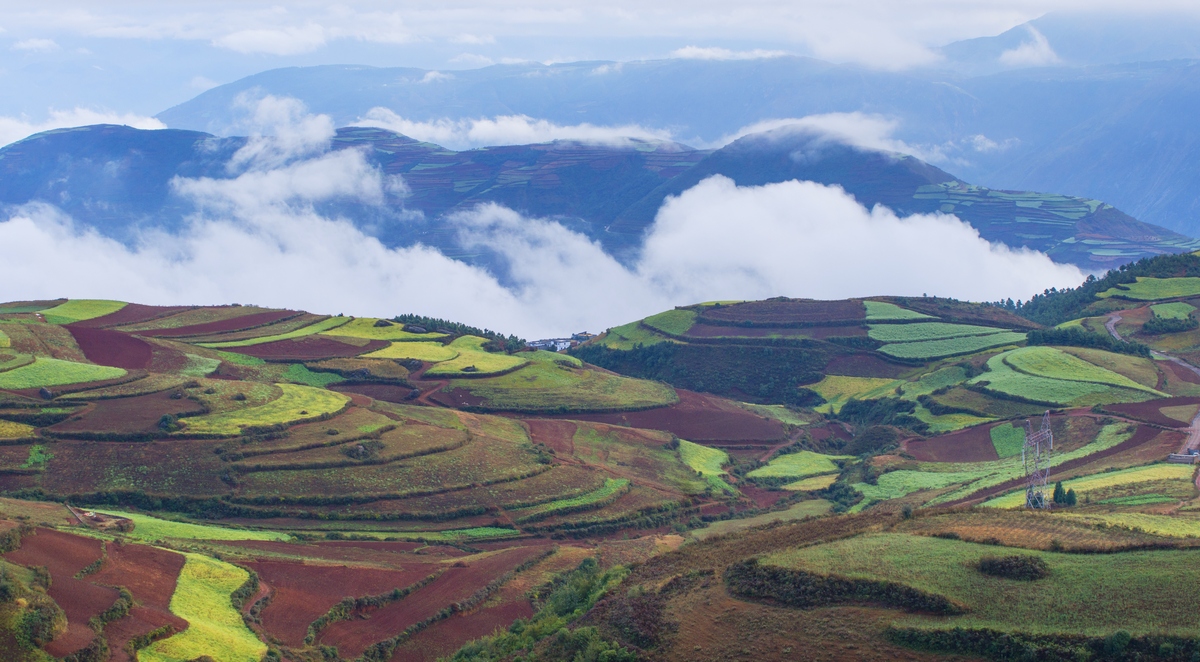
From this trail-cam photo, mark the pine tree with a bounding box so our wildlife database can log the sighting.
[1052,481,1066,504]
[1066,488,1077,506]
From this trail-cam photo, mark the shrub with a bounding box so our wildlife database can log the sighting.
[977,555,1050,581]
[845,426,899,456]
[1026,327,1150,356]
[1143,314,1198,335]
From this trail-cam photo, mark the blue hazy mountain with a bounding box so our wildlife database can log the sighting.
[0,124,1194,272]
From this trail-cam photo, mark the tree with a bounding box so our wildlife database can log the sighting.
[1065,488,1077,506]
[1052,481,1066,505]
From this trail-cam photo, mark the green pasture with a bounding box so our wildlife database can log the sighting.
[424,335,528,377]
[40,299,126,324]
[1152,302,1198,319]
[0,357,126,389]
[864,301,935,320]
[982,463,1196,508]
[321,317,447,341]
[748,451,850,480]
[968,350,1154,406]
[867,322,1007,343]
[0,352,34,373]
[763,532,1200,636]
[90,509,290,541]
[282,363,345,387]
[594,321,673,350]
[989,423,1026,459]
[198,316,349,348]
[180,383,349,436]
[141,553,267,662]
[679,440,736,493]
[1002,346,1164,395]
[365,340,459,362]
[641,309,697,335]
[879,332,1027,360]
[1099,277,1200,301]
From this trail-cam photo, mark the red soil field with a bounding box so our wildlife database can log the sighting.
[739,483,787,509]
[5,527,103,576]
[905,424,1000,463]
[49,391,206,435]
[428,387,487,409]
[684,324,865,339]
[698,299,865,325]
[65,326,154,369]
[104,606,186,662]
[332,383,417,404]
[89,542,187,661]
[526,419,578,455]
[1163,361,1200,386]
[226,337,389,361]
[9,373,147,400]
[388,600,534,662]
[823,352,912,378]
[1105,397,1200,428]
[534,390,787,443]
[135,309,297,338]
[249,561,441,647]
[318,545,547,658]
[71,304,194,329]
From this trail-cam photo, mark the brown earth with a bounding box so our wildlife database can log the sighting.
[226,337,389,361]
[905,424,1000,463]
[683,325,853,339]
[71,304,195,329]
[331,383,418,404]
[49,391,206,435]
[65,326,155,369]
[134,309,297,337]
[1163,360,1200,386]
[89,542,188,661]
[388,600,535,662]
[1104,397,1200,428]
[823,353,913,378]
[699,299,866,326]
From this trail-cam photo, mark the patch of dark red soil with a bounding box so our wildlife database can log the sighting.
[0,299,64,312]
[135,309,297,338]
[65,326,154,369]
[1104,397,1200,428]
[72,304,194,329]
[428,386,488,408]
[1163,361,1200,386]
[683,325,807,338]
[50,391,206,435]
[90,542,184,610]
[249,561,440,647]
[536,390,786,443]
[147,343,192,373]
[739,484,787,509]
[228,337,388,361]
[220,540,468,565]
[5,527,103,576]
[823,352,913,378]
[806,423,853,444]
[389,600,535,662]
[905,425,1000,463]
[11,373,148,400]
[525,419,578,455]
[318,546,547,658]
[332,383,418,404]
[103,605,186,662]
[698,299,865,326]
[948,424,1166,506]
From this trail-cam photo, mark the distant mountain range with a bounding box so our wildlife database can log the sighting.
[0,123,1195,270]
[155,56,1200,238]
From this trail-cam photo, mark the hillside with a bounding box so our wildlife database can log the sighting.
[1,124,1195,269]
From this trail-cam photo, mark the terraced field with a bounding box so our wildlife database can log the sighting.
[180,384,350,436]
[0,357,126,389]
[1099,277,1200,300]
[878,331,1027,360]
[968,348,1160,406]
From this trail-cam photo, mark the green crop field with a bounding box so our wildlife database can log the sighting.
[180,383,349,436]
[1058,347,1161,389]
[853,470,979,506]
[679,440,735,493]
[425,335,528,377]
[864,301,935,320]
[320,317,447,341]
[1059,512,1200,539]
[180,353,222,377]
[879,332,1027,360]
[0,328,8,348]
[448,351,677,412]
[989,423,1026,458]
[898,366,969,398]
[198,316,349,347]
[911,404,993,434]
[214,350,266,366]
[1152,302,1198,320]
[40,299,126,324]
[867,322,1007,343]
[968,351,1149,406]
[762,533,1200,636]
[982,463,1196,508]
[0,357,126,389]
[747,451,849,480]
[141,552,267,662]
[1003,346,1164,395]
[1099,277,1200,300]
[783,474,839,491]
[281,363,345,387]
[642,309,698,335]
[691,499,832,540]
[91,509,290,541]
[512,478,630,522]
[363,340,459,362]
[594,321,673,350]
[0,420,34,439]
[0,352,34,373]
[810,375,901,414]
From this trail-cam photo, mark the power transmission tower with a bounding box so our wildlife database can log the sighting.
[1023,412,1053,509]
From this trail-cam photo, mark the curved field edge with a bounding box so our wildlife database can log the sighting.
[179,383,350,436]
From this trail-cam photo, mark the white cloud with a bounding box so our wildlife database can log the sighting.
[451,33,495,44]
[11,38,59,52]
[0,108,166,148]
[225,94,336,170]
[353,108,674,150]
[213,24,327,55]
[190,76,220,91]
[449,52,495,66]
[999,26,1061,66]
[670,46,788,60]
[713,112,947,161]
[420,70,452,83]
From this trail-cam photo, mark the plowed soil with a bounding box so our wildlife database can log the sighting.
[104,605,186,662]
[905,424,1000,463]
[1105,397,1200,428]
[49,391,206,435]
[1163,360,1200,385]
[332,383,418,404]
[823,353,912,378]
[135,310,297,337]
[249,561,441,647]
[698,299,865,326]
[89,542,187,661]
[683,325,809,338]
[388,600,534,662]
[71,304,194,329]
[227,337,389,361]
[526,419,578,455]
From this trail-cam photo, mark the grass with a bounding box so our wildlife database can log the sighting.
[181,353,222,377]
[450,351,677,412]
[853,470,978,505]
[1099,277,1200,301]
[747,451,850,479]
[595,321,673,350]
[762,532,1200,636]
[810,375,900,414]
[180,383,349,436]
[968,351,1147,406]
[878,332,1027,360]
[867,322,1007,343]
[320,317,447,341]
[90,508,290,541]
[0,329,7,348]
[1057,512,1200,538]
[898,366,968,399]
[784,474,839,491]
[215,350,266,366]
[982,463,1196,508]
[363,341,458,362]
[197,316,350,348]
[864,301,934,320]
[512,478,630,522]
[679,440,736,494]
[989,423,1026,459]
[40,299,126,324]
[424,336,528,377]
[1152,302,1198,320]
[0,352,34,373]
[691,499,832,540]
[140,552,268,662]
[641,309,697,335]
[1002,346,1164,395]
[1058,346,1161,389]
[911,404,993,434]
[0,357,126,389]
[281,363,345,388]
[324,527,520,541]
[20,445,52,469]
[0,420,34,439]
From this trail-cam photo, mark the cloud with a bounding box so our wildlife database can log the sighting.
[0,108,166,148]
[999,26,1061,66]
[353,108,674,150]
[213,24,327,55]
[670,46,788,60]
[11,38,59,52]
[449,53,495,66]
[451,33,495,45]
[420,71,453,83]
[713,112,946,160]
[225,94,336,170]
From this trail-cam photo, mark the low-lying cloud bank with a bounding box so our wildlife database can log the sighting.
[0,108,165,148]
